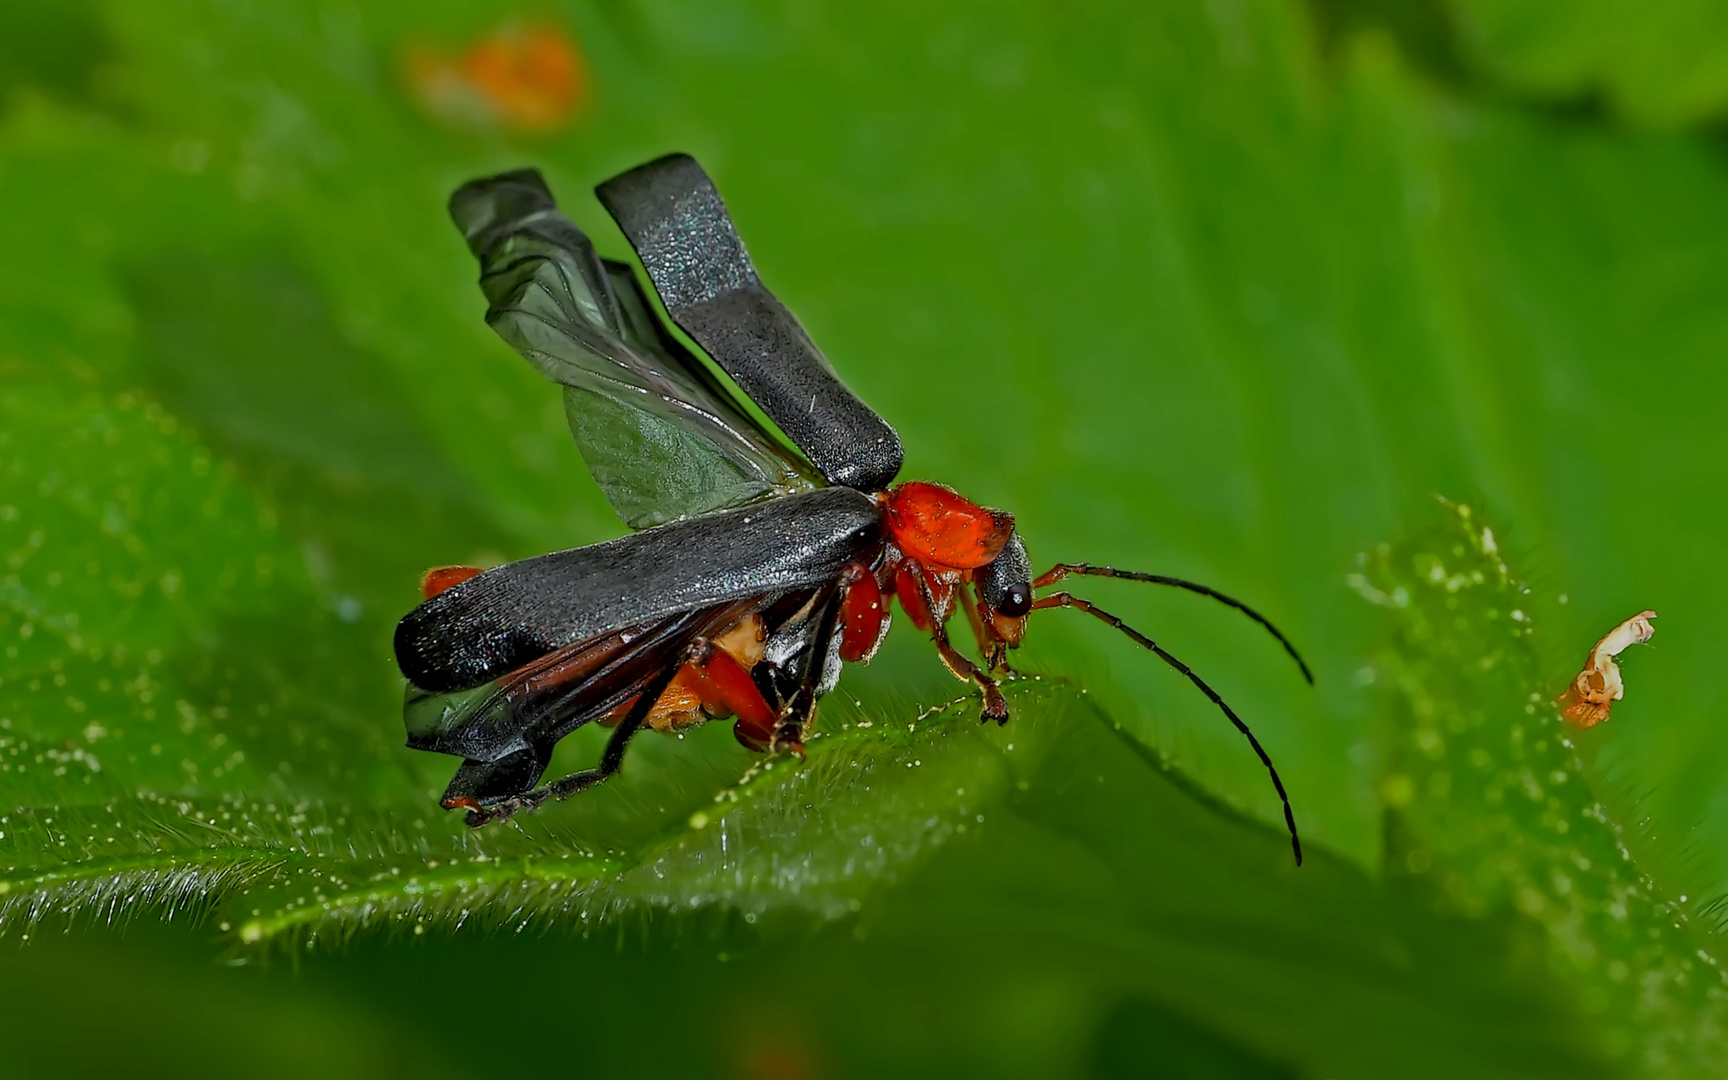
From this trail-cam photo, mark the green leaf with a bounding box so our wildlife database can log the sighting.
[1444,0,1728,126]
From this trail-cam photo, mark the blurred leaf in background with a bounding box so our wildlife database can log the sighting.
[2,0,1728,1076]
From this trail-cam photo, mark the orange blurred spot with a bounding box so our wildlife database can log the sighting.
[404,21,587,134]
[738,1039,822,1080]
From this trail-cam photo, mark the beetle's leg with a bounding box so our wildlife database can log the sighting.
[893,561,934,630]
[958,586,1012,675]
[957,583,987,647]
[679,638,780,751]
[461,653,683,827]
[913,570,1009,723]
[772,691,814,760]
[751,657,792,715]
[772,588,845,757]
[441,746,549,815]
[838,562,889,663]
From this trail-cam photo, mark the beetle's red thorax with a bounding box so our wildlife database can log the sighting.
[882,481,1013,571]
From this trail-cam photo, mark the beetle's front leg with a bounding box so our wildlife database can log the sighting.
[930,617,1010,723]
[912,569,1009,723]
[958,588,1012,676]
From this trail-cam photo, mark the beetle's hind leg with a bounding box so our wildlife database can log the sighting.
[460,711,643,828]
[461,655,682,828]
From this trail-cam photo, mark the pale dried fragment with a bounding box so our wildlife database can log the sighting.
[1559,610,1657,729]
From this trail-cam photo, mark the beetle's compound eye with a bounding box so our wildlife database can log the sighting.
[997,583,1032,618]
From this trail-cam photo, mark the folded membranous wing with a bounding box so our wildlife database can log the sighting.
[402,601,752,762]
[450,168,822,530]
[405,570,852,786]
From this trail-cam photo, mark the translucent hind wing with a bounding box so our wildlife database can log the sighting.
[451,169,819,529]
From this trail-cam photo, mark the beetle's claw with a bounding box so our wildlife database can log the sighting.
[770,715,808,758]
[445,793,499,828]
[978,685,1010,724]
[462,797,526,828]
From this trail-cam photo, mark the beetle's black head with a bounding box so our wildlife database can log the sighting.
[976,531,1032,648]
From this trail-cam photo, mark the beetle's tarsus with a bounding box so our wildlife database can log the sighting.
[463,801,519,828]
[460,762,617,828]
[771,714,808,758]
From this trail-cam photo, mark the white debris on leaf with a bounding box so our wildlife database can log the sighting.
[1559,610,1657,729]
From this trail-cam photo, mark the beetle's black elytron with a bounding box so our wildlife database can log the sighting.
[395,155,1312,863]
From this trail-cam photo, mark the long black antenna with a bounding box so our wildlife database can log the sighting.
[1031,591,1302,866]
[1033,563,1312,685]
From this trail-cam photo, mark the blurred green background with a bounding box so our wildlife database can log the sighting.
[3,0,1727,1076]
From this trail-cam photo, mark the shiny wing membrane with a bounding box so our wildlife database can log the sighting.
[450,169,821,530]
